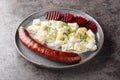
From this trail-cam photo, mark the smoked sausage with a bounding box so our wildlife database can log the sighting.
[18,27,81,64]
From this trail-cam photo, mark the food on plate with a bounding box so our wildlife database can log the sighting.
[18,27,81,64]
[27,19,97,54]
[18,11,97,64]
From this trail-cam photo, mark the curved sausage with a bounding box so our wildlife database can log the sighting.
[18,27,81,64]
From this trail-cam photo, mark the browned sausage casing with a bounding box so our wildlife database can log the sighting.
[18,27,81,64]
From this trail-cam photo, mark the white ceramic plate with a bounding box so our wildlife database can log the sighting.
[14,8,104,69]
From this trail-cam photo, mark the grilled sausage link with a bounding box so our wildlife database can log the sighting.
[18,27,81,64]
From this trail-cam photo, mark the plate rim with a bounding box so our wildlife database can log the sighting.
[14,7,104,69]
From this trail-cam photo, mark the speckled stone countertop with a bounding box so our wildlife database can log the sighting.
[0,0,120,80]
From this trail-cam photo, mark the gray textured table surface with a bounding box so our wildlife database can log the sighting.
[0,0,120,80]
